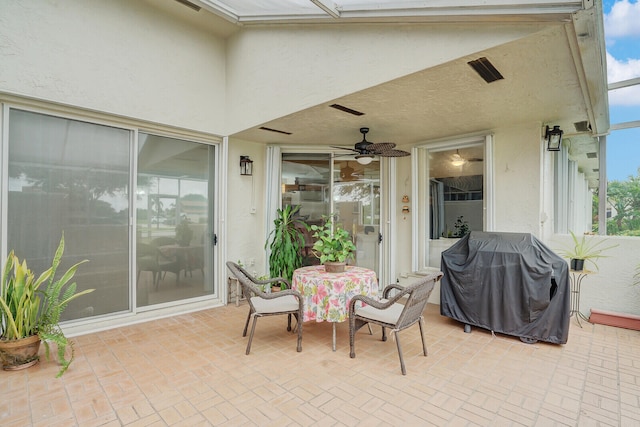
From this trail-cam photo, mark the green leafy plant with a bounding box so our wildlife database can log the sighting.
[175,218,194,246]
[0,234,93,377]
[265,205,308,283]
[453,216,470,238]
[557,230,618,271]
[310,215,357,264]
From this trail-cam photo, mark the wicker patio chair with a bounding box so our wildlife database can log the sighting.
[226,261,303,354]
[348,271,443,375]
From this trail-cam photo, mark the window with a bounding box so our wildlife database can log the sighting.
[428,145,484,239]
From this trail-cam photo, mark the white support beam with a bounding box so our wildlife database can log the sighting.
[609,77,640,91]
[310,0,340,18]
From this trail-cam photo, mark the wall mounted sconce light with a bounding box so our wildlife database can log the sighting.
[545,125,563,151]
[240,155,253,176]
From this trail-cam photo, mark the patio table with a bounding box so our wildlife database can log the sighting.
[292,265,378,351]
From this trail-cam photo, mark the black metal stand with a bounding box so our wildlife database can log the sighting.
[569,269,595,327]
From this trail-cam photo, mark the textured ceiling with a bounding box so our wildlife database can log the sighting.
[230,25,600,186]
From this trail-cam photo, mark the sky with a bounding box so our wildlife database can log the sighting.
[602,0,640,182]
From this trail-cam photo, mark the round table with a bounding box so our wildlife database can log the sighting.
[292,265,378,350]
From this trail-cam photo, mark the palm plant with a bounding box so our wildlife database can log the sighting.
[265,205,308,284]
[557,230,618,271]
[0,234,93,376]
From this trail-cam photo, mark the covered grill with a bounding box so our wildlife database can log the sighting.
[440,232,570,344]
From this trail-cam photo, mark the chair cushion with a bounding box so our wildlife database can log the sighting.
[355,299,404,325]
[251,295,299,314]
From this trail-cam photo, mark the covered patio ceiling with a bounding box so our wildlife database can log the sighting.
[157,0,608,188]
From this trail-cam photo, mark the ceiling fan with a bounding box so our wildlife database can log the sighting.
[332,127,410,164]
[339,162,359,182]
[450,149,483,166]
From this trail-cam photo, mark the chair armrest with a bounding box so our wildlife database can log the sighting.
[348,289,409,316]
[254,276,291,289]
[382,283,406,299]
[253,287,302,301]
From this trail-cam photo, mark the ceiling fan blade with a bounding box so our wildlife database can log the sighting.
[368,142,396,153]
[330,145,360,153]
[378,149,410,157]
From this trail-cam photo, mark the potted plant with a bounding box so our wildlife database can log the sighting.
[310,215,357,273]
[265,204,308,284]
[0,234,93,377]
[175,218,194,247]
[453,216,470,237]
[557,230,617,272]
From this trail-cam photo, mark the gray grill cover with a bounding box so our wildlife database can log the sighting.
[440,232,570,344]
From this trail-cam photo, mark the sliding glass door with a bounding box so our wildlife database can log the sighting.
[280,153,380,273]
[4,107,219,321]
[136,133,215,307]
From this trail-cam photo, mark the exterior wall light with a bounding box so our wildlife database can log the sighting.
[545,125,563,151]
[240,155,253,176]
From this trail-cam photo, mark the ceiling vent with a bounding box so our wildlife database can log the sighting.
[329,104,364,116]
[174,0,201,11]
[468,57,504,83]
[574,121,592,132]
[259,126,292,135]
[586,152,597,159]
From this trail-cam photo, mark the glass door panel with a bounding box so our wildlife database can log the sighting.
[137,133,214,307]
[333,159,380,272]
[7,109,130,320]
[281,153,331,266]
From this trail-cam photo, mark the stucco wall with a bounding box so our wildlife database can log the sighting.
[0,0,226,134]
[549,234,640,317]
[226,139,267,277]
[493,124,543,234]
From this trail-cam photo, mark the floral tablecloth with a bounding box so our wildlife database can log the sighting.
[292,265,378,323]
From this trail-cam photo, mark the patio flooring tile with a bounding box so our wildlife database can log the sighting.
[1,302,639,426]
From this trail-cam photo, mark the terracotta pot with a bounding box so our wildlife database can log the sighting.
[324,262,346,273]
[0,335,41,371]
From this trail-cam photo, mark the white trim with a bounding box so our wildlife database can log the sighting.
[1,103,8,263]
[411,148,419,272]
[598,135,607,235]
[218,137,229,304]
[383,158,396,288]
[484,134,495,231]
[130,129,139,311]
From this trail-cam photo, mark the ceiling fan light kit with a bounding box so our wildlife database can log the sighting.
[355,155,373,165]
